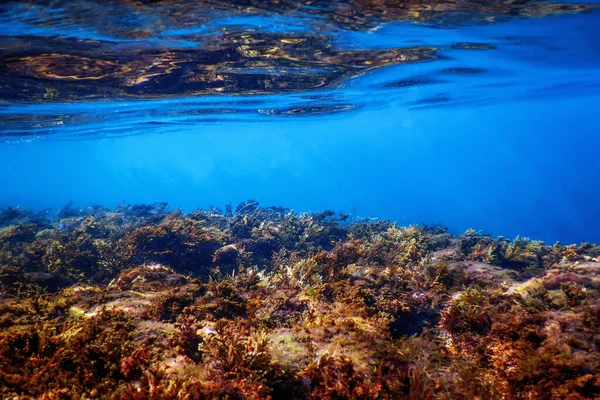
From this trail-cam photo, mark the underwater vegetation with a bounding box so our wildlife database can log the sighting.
[0,201,599,399]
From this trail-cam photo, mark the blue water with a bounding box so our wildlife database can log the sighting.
[1,0,599,244]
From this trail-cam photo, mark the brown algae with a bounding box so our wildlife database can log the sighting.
[0,202,599,399]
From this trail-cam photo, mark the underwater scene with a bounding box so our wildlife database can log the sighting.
[1,0,600,398]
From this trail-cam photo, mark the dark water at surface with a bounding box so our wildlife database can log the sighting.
[0,0,600,243]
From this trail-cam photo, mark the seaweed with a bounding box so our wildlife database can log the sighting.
[0,201,598,398]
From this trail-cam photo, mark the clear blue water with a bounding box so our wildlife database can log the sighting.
[1,0,599,244]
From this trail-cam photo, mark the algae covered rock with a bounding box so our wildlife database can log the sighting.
[0,201,599,399]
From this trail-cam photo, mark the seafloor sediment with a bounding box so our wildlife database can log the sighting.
[0,201,598,399]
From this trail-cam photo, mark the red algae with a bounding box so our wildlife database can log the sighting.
[0,202,598,399]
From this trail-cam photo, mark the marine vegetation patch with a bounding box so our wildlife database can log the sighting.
[0,201,599,399]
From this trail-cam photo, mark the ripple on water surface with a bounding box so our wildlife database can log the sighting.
[0,0,599,139]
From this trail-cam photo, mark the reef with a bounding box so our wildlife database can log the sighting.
[0,201,599,399]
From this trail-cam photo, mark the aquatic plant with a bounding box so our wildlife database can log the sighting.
[0,201,599,398]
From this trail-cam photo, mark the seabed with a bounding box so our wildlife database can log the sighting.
[0,201,598,399]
